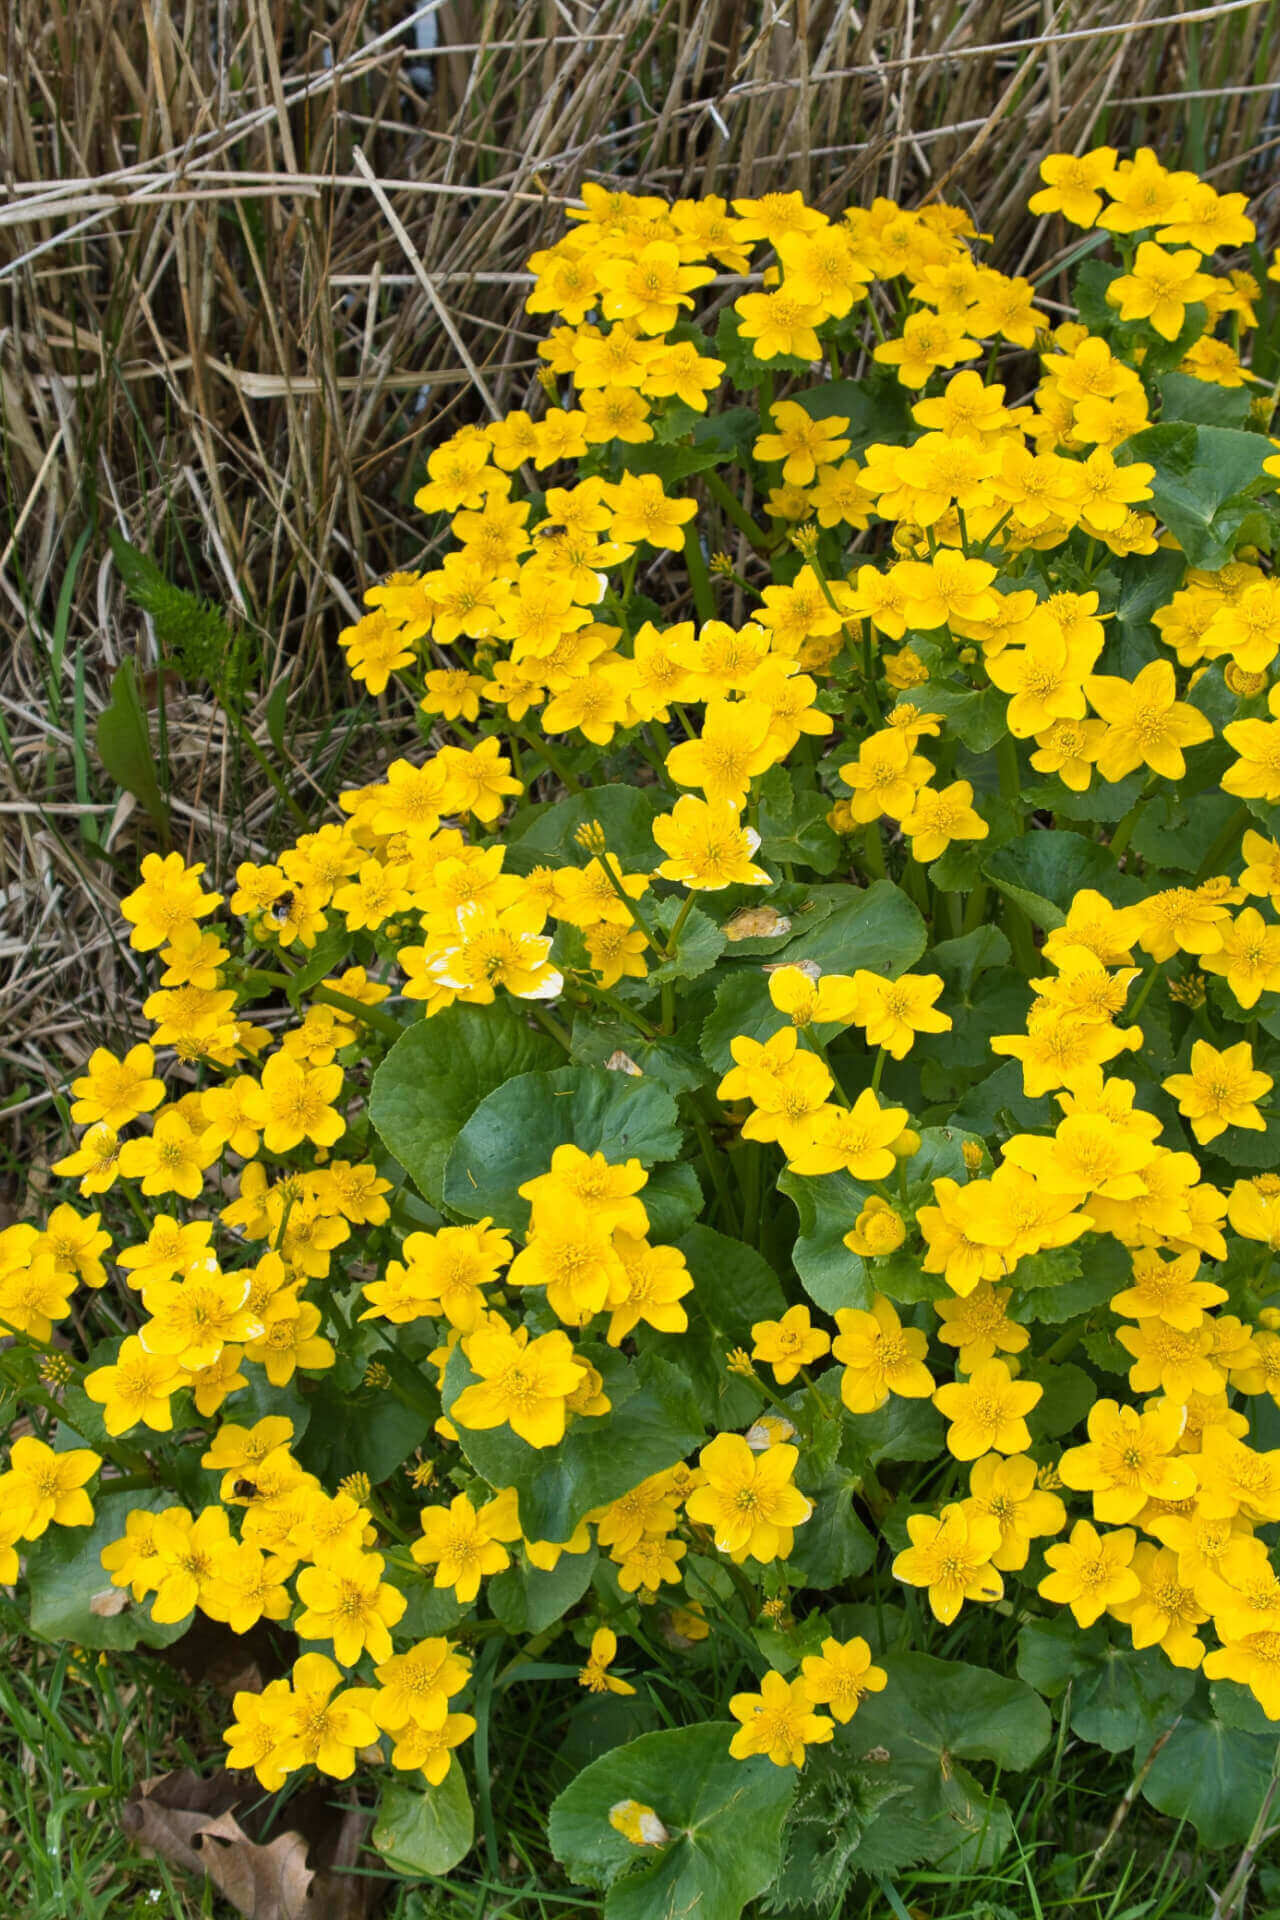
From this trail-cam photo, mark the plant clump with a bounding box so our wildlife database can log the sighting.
[10,148,1280,1913]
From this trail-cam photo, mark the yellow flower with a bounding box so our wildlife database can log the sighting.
[508,1218,625,1327]
[1163,1038,1272,1143]
[119,852,222,951]
[900,780,989,864]
[832,1296,934,1414]
[784,1089,910,1180]
[849,970,951,1058]
[1039,1520,1139,1627]
[1109,1542,1207,1669]
[1058,1400,1196,1522]
[295,1546,407,1666]
[1027,147,1118,226]
[1107,242,1216,340]
[451,1322,587,1449]
[933,1284,1029,1372]
[250,1054,345,1155]
[892,1503,1004,1622]
[578,1627,636,1696]
[1110,1247,1226,1328]
[374,1637,471,1732]
[844,1196,907,1258]
[2,1436,100,1540]
[754,401,851,485]
[664,699,781,808]
[933,1358,1042,1459]
[84,1337,184,1436]
[605,1236,692,1344]
[411,1493,511,1602]
[139,1253,260,1362]
[651,795,770,890]
[963,1453,1065,1570]
[389,1712,478,1784]
[597,242,713,333]
[798,1636,887,1723]
[733,288,824,362]
[70,1044,164,1131]
[750,1304,831,1384]
[270,1652,382,1781]
[1084,659,1213,781]
[684,1433,811,1563]
[728,1670,834,1765]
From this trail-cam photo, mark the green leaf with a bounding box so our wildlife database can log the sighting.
[443,1067,682,1228]
[779,880,927,976]
[95,660,170,839]
[1142,1707,1278,1847]
[700,970,789,1075]
[930,925,1011,997]
[779,1169,871,1313]
[25,1488,192,1651]
[548,1721,796,1920]
[646,901,726,986]
[786,1470,875,1588]
[487,1547,598,1634]
[370,1002,560,1209]
[1130,790,1243,876]
[1016,1618,1193,1752]
[983,830,1125,930]
[1024,1360,1094,1441]
[1073,259,1122,331]
[1011,1238,1126,1325]
[643,1164,704,1240]
[373,1765,474,1876]
[631,408,757,483]
[841,1652,1050,1870]
[298,1382,431,1487]
[764,1744,929,1907]
[1158,371,1253,429]
[758,783,842,874]
[1119,423,1272,568]
[786,376,913,453]
[913,683,1008,752]
[109,529,246,702]
[444,1347,704,1540]
[677,1224,785,1344]
[507,785,665,871]
[842,1391,945,1468]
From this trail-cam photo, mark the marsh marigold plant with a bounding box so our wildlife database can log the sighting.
[13,149,1280,1910]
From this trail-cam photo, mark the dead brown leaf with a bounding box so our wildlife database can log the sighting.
[122,1770,378,1919]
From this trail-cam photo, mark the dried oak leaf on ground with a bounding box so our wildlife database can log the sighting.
[122,1768,376,1919]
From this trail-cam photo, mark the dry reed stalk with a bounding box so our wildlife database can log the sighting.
[2,0,1279,1182]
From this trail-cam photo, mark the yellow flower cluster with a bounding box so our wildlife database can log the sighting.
[11,148,1280,1854]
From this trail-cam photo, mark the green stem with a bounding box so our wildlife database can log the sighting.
[231,709,311,829]
[664,892,696,958]
[683,521,715,622]
[1193,803,1250,884]
[703,469,773,552]
[862,822,886,878]
[688,1096,740,1234]
[870,1048,886,1094]
[1126,960,1164,1028]
[528,1004,573,1051]
[961,880,990,935]
[516,723,585,795]
[249,969,403,1042]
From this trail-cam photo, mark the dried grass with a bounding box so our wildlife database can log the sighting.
[3,0,1280,1180]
